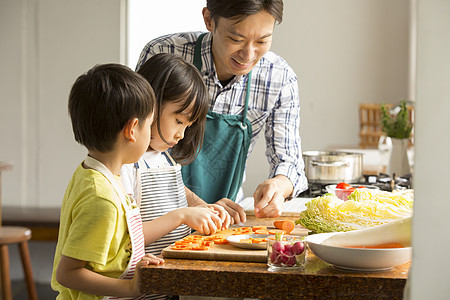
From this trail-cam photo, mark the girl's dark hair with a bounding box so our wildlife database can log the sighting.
[137,53,208,165]
[206,0,283,25]
[68,63,155,152]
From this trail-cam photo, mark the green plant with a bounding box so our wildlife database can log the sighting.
[380,100,412,139]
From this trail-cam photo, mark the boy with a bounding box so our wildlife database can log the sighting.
[51,63,163,299]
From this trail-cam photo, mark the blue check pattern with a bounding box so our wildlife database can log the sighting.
[136,32,308,197]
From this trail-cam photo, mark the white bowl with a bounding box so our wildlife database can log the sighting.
[325,184,380,201]
[304,232,412,271]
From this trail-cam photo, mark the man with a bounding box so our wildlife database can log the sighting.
[136,0,307,223]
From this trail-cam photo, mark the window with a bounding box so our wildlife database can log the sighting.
[127,0,206,69]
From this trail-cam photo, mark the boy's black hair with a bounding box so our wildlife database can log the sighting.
[68,63,155,152]
[137,53,208,165]
[206,0,283,25]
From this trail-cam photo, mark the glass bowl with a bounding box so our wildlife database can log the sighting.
[325,184,379,201]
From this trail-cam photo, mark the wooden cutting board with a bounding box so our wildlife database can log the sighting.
[161,227,268,263]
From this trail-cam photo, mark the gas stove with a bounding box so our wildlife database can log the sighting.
[298,173,413,198]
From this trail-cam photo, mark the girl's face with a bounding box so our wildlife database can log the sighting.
[149,101,194,152]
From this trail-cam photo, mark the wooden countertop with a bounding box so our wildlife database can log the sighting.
[140,215,409,299]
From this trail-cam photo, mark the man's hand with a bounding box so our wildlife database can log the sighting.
[253,175,293,218]
[215,198,246,225]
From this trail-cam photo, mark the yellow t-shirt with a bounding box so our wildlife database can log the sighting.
[51,163,136,299]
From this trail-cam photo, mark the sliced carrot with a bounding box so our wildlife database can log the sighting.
[191,245,210,250]
[189,235,204,239]
[254,229,270,234]
[273,220,295,234]
[240,239,253,243]
[251,226,267,232]
[213,238,229,245]
[202,241,214,247]
[174,240,191,245]
[250,237,267,244]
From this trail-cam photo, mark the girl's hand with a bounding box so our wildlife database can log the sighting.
[206,204,231,230]
[130,254,164,296]
[181,207,223,235]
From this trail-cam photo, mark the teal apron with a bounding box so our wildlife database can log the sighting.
[181,33,253,204]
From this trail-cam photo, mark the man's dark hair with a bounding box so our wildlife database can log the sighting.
[68,63,155,152]
[206,0,283,24]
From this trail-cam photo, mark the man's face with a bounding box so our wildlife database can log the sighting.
[203,9,275,82]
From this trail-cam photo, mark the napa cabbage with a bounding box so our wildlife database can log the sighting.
[295,189,413,233]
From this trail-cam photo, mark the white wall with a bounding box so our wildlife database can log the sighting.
[0,0,124,208]
[4,1,450,297]
[0,0,410,207]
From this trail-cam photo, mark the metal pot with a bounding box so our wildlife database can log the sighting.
[303,151,363,184]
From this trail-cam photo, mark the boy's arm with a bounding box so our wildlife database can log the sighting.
[55,254,162,297]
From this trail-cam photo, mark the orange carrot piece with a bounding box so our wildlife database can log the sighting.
[191,245,210,250]
[254,229,270,234]
[251,226,267,232]
[213,238,229,245]
[273,220,295,234]
[240,239,253,243]
[202,241,214,247]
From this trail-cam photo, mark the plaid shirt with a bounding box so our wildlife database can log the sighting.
[136,32,307,197]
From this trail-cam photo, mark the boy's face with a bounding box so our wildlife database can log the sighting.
[203,9,275,82]
[149,101,193,152]
[133,113,154,161]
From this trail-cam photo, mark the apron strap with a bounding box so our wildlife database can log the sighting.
[162,151,176,166]
[193,33,206,71]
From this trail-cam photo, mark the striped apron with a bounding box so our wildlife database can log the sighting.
[136,151,191,256]
[83,156,145,300]
[136,152,190,300]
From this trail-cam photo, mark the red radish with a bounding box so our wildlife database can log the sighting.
[283,243,293,254]
[271,241,285,253]
[270,251,279,264]
[291,241,305,255]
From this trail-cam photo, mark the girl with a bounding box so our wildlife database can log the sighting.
[121,53,231,259]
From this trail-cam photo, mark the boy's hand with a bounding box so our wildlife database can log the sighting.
[131,254,164,296]
[182,207,223,235]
